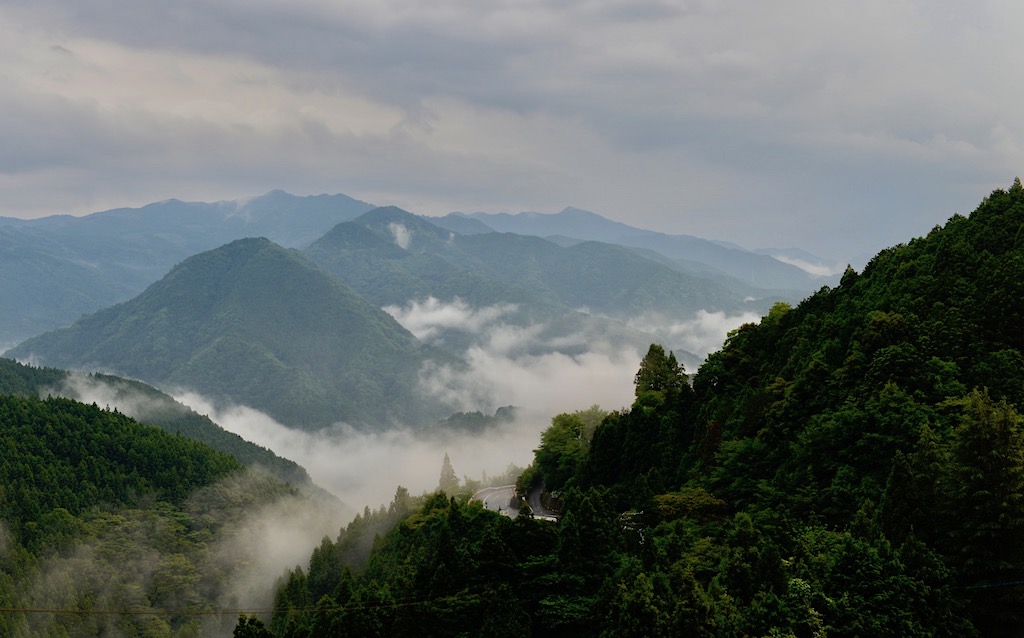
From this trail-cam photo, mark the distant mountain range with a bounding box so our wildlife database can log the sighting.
[0,191,373,346]
[2,191,836,430]
[435,206,838,290]
[0,191,834,349]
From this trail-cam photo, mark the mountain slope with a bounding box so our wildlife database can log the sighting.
[271,181,1024,637]
[0,191,374,345]
[443,206,833,291]
[6,238,448,429]
[306,206,783,365]
[0,390,336,637]
[0,357,317,490]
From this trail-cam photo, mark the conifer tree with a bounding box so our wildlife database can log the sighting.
[438,453,459,493]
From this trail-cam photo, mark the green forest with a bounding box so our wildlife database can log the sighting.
[0,394,298,637]
[3,181,1024,636]
[0,371,328,637]
[266,181,1024,637]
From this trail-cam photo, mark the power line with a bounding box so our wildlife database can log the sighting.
[0,586,493,617]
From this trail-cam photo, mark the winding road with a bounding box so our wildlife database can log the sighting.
[473,485,518,518]
[471,484,561,522]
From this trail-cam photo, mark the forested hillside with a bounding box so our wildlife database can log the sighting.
[267,181,1024,636]
[6,238,451,429]
[0,357,314,489]
[0,191,374,346]
[0,393,312,637]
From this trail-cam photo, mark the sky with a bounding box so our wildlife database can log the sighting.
[2,0,1022,264]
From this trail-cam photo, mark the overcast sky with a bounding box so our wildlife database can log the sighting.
[2,0,1021,263]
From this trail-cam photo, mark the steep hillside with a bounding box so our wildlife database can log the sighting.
[270,181,1024,636]
[0,191,373,345]
[6,238,449,429]
[0,392,334,637]
[0,357,315,489]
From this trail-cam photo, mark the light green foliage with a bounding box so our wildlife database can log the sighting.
[531,405,609,492]
[634,343,686,398]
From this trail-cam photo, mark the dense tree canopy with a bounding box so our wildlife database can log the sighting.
[267,180,1024,636]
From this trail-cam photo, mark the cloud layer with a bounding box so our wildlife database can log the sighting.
[2,1,1021,261]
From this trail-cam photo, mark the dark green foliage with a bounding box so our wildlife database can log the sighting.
[0,390,307,636]
[0,357,314,489]
[235,613,274,637]
[0,394,241,543]
[271,181,1024,636]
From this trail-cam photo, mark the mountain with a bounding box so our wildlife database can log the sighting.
[0,191,374,346]
[5,238,449,429]
[269,181,1024,636]
[440,206,834,291]
[306,206,786,366]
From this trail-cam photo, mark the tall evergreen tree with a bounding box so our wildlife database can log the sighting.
[439,452,459,493]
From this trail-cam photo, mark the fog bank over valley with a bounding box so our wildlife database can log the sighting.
[52,297,758,515]
[169,301,754,513]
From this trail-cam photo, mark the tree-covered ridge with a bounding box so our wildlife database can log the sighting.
[6,237,451,428]
[0,393,306,637]
[0,394,242,544]
[267,181,1024,636]
[0,357,314,489]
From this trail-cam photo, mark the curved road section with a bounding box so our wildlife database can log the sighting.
[473,485,518,518]
[471,485,561,522]
[526,486,560,522]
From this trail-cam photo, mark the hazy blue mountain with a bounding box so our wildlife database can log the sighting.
[440,206,831,291]
[6,238,450,429]
[305,207,790,368]
[305,208,664,361]
[322,206,779,316]
[0,191,374,345]
[428,213,496,235]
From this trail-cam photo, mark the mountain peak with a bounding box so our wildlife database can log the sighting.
[7,237,449,429]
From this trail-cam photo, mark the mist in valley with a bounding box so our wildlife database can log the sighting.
[52,298,759,519]
[32,297,760,634]
[174,299,759,513]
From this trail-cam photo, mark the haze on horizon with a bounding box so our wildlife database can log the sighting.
[1,1,1021,266]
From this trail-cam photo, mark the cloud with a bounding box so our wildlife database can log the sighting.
[382,296,519,342]
[629,309,764,361]
[173,392,553,515]
[768,254,845,277]
[387,222,412,249]
[14,468,347,635]
[1,1,1022,260]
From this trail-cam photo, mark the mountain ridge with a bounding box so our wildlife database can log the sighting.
[6,237,451,429]
[439,205,834,290]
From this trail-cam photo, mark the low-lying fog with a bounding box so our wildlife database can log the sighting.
[174,300,761,512]
[42,300,760,618]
